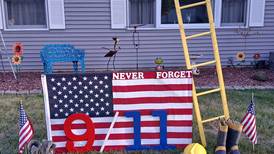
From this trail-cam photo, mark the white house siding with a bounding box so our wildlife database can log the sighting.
[0,0,273,72]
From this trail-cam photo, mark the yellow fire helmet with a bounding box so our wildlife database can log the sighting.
[183,143,207,154]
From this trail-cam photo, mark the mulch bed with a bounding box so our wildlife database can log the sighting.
[0,67,273,91]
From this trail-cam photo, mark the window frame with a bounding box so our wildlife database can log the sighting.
[219,0,250,28]
[1,0,49,31]
[126,0,250,30]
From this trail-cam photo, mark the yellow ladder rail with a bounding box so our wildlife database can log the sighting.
[174,0,230,147]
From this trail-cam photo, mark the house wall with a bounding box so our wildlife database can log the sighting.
[1,0,274,72]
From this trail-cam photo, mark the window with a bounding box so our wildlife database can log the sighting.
[161,0,208,24]
[3,0,47,29]
[221,0,247,26]
[129,0,156,26]
[111,0,265,29]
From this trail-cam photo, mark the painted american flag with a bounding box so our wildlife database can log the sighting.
[241,99,257,144]
[41,71,193,153]
[18,103,34,154]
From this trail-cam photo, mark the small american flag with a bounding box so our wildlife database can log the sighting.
[241,99,257,144]
[42,71,193,153]
[18,103,34,154]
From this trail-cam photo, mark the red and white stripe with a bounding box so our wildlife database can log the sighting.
[241,113,257,144]
[19,120,34,154]
[50,71,193,153]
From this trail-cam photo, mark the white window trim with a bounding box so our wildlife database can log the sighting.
[1,0,49,31]
[127,0,251,30]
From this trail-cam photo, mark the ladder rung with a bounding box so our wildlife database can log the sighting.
[197,88,220,97]
[191,60,216,68]
[180,1,206,10]
[186,31,211,40]
[202,116,225,123]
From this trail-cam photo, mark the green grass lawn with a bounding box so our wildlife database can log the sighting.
[0,90,274,154]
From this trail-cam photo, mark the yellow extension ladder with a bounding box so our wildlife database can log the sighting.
[174,0,230,147]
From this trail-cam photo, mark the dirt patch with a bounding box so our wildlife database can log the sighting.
[0,67,273,91]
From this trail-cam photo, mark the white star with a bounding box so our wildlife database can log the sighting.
[96,112,99,115]
[104,85,109,89]
[67,81,72,85]
[54,113,58,117]
[86,112,89,115]
[105,94,109,97]
[73,77,77,81]
[58,91,62,95]
[95,94,99,98]
[80,99,84,103]
[90,99,94,102]
[57,82,61,86]
[64,104,68,108]
[63,86,67,90]
[62,77,66,81]
[69,90,73,94]
[100,89,104,93]
[94,76,98,80]
[54,104,58,108]
[89,81,93,85]
[101,107,105,111]
[90,107,94,111]
[83,77,87,80]
[59,108,64,112]
[104,76,108,80]
[94,85,98,89]
[74,95,78,99]
[70,108,74,112]
[95,103,99,106]
[52,87,56,91]
[79,90,83,94]
[84,86,88,89]
[64,95,68,99]
[85,95,88,98]
[65,113,69,116]
[80,108,84,111]
[100,98,104,102]
[51,78,55,82]
[69,99,73,103]
[59,99,63,103]
[106,111,110,115]
[53,96,57,99]
[89,90,93,94]
[73,86,77,90]
[85,103,89,107]
[99,80,103,84]
[78,81,82,85]
[106,102,109,106]
[75,103,79,107]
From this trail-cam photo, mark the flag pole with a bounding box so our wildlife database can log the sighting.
[100,112,120,152]
[252,92,255,151]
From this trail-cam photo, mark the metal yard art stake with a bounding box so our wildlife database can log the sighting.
[174,0,230,147]
[0,30,17,80]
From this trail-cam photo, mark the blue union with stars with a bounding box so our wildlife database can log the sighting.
[46,73,113,119]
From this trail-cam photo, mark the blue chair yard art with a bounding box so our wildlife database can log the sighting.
[40,44,85,74]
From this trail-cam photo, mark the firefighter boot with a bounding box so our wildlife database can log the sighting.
[226,119,243,154]
[215,120,228,154]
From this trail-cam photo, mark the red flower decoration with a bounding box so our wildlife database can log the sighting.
[13,42,23,56]
[253,53,261,60]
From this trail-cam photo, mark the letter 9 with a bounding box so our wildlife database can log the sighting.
[64,113,95,152]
